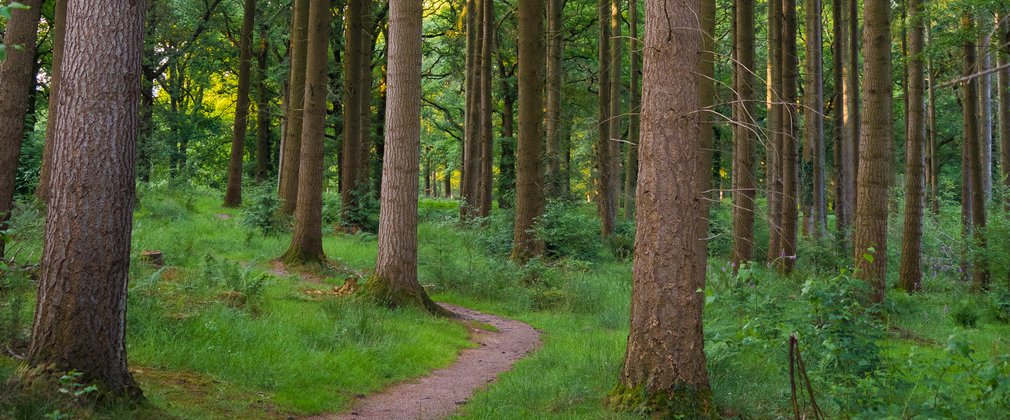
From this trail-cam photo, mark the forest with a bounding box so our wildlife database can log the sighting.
[1,0,1009,417]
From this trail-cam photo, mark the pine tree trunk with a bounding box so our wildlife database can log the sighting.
[545,0,564,200]
[842,0,860,233]
[477,0,494,217]
[766,0,782,263]
[999,14,1010,192]
[804,0,826,237]
[596,0,616,237]
[898,0,925,292]
[224,0,257,207]
[731,0,756,268]
[26,0,144,397]
[610,0,624,213]
[365,0,444,314]
[962,15,988,289]
[511,0,546,262]
[832,0,849,235]
[778,0,799,273]
[34,0,66,203]
[0,0,43,259]
[278,0,309,214]
[255,27,272,183]
[615,0,713,413]
[342,0,367,224]
[979,32,993,201]
[623,0,640,218]
[853,0,892,303]
[927,23,939,214]
[460,0,481,220]
[281,0,330,264]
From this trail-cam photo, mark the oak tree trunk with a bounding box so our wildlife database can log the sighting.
[26,0,145,397]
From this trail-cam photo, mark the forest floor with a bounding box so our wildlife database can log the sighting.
[3,185,1010,418]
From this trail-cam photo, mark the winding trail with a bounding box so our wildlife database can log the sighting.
[321,304,541,420]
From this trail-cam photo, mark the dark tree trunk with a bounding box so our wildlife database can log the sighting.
[766,0,782,263]
[804,0,826,237]
[777,0,799,274]
[623,0,640,218]
[853,0,892,303]
[545,0,564,200]
[255,26,272,183]
[832,0,850,235]
[26,0,145,397]
[497,43,517,209]
[477,0,495,217]
[35,0,66,203]
[341,0,370,225]
[614,0,713,413]
[511,0,546,262]
[1000,14,1010,194]
[364,0,444,315]
[460,0,482,220]
[0,0,43,258]
[224,0,257,207]
[278,0,309,214]
[281,0,330,264]
[898,0,925,292]
[731,0,756,267]
[962,16,988,290]
[609,0,624,212]
[596,0,616,237]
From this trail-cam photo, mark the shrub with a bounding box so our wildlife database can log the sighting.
[239,185,287,236]
[536,201,603,261]
[950,299,982,329]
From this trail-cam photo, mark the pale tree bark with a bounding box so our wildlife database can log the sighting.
[281,0,330,264]
[510,0,546,262]
[614,0,713,414]
[979,31,993,200]
[623,0,640,218]
[962,15,988,290]
[596,0,616,237]
[477,0,494,216]
[26,0,144,397]
[278,0,309,214]
[34,0,66,203]
[224,0,257,207]
[545,0,564,200]
[898,0,926,292]
[731,0,756,267]
[0,0,43,259]
[364,0,444,314]
[853,0,892,303]
[804,0,826,237]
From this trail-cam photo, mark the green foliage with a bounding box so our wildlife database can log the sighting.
[536,201,604,261]
[238,184,287,236]
[341,185,379,232]
[950,299,982,328]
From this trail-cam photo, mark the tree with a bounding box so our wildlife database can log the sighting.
[898,0,926,292]
[0,0,43,259]
[766,0,782,263]
[731,0,756,268]
[280,0,330,264]
[596,0,616,237]
[998,13,1009,191]
[778,0,799,273]
[34,0,66,204]
[853,0,892,303]
[278,0,309,214]
[26,0,145,397]
[545,0,564,200]
[363,0,444,315]
[622,0,641,217]
[460,0,482,220]
[962,14,987,290]
[342,0,371,225]
[804,0,826,237]
[477,0,494,216]
[510,0,546,263]
[223,0,257,207]
[612,0,713,414]
[254,25,272,183]
[832,0,850,234]
[609,0,624,215]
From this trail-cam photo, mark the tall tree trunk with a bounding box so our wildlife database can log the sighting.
[497,56,517,209]
[853,0,892,303]
[610,0,624,212]
[979,31,993,201]
[623,0,641,218]
[545,0,564,200]
[255,26,272,183]
[224,0,257,207]
[847,0,860,216]
[34,0,66,203]
[596,0,616,237]
[460,0,482,220]
[805,0,826,237]
[26,0,144,397]
[778,0,799,273]
[614,0,713,413]
[832,0,849,234]
[342,0,369,225]
[927,23,939,214]
[898,0,926,292]
[281,0,330,264]
[0,0,43,259]
[278,0,309,214]
[364,0,444,314]
[766,0,782,263]
[510,0,546,262]
[477,0,494,216]
[963,15,988,290]
[731,0,756,267]
[999,13,1010,193]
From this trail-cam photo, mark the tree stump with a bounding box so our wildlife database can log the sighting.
[140,251,164,268]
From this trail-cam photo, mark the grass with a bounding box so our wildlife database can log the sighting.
[4,187,1010,418]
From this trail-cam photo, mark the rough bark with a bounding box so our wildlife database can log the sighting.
[460,0,481,220]
[255,26,272,183]
[778,0,799,273]
[731,0,756,267]
[847,0,860,217]
[610,0,624,213]
[278,0,309,214]
[545,0,564,200]
[962,15,988,290]
[26,0,145,397]
[34,0,66,203]
[596,0,616,237]
[223,0,257,207]
[853,0,892,303]
[510,0,546,262]
[766,0,782,263]
[898,0,925,292]
[832,0,850,235]
[623,0,640,218]
[477,0,494,216]
[364,0,443,315]
[613,0,713,413]
[1000,14,1010,192]
[342,0,369,224]
[281,0,330,264]
[927,23,939,214]
[979,31,993,201]
[0,0,43,259]
[804,0,826,237]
